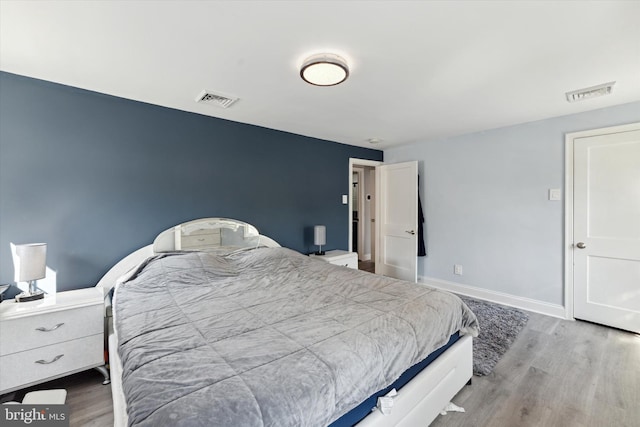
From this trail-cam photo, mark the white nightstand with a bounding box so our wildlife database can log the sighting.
[310,250,359,269]
[0,288,108,394]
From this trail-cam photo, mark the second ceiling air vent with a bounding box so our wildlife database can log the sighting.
[195,90,239,109]
[565,81,615,103]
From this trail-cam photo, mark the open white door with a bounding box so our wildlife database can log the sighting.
[375,161,418,282]
[573,126,640,334]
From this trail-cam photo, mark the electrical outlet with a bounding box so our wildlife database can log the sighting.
[454,264,463,275]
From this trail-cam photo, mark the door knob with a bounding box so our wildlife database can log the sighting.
[576,242,586,249]
[405,230,416,235]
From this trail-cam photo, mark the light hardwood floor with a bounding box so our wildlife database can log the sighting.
[2,312,638,427]
[0,369,114,426]
[431,313,640,427]
[358,260,375,273]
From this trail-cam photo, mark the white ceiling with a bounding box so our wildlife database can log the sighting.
[1,1,639,149]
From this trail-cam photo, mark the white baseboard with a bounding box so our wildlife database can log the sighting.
[418,276,567,319]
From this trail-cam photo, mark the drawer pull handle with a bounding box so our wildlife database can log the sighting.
[35,354,64,364]
[36,323,65,332]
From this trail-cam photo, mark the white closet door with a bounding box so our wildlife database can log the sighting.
[573,128,640,333]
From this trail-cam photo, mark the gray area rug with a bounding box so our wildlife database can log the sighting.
[459,296,529,376]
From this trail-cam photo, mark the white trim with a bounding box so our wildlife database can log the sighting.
[419,276,566,319]
[348,158,382,254]
[353,167,365,260]
[564,122,640,321]
[564,134,575,321]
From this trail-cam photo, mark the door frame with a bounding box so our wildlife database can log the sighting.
[564,121,640,321]
[352,166,366,260]
[349,158,382,258]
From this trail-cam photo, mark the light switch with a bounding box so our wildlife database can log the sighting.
[549,189,562,201]
[342,195,348,204]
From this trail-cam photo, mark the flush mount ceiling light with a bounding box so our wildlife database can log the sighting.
[300,53,349,86]
[565,81,615,103]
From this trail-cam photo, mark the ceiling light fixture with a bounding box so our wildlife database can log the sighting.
[300,53,349,86]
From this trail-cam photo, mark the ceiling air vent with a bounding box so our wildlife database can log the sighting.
[565,81,615,103]
[195,90,238,109]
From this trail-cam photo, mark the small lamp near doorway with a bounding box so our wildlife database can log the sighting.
[314,225,326,255]
[11,242,47,302]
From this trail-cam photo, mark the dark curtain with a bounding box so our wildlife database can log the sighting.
[418,193,426,256]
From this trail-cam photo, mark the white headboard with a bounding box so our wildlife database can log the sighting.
[96,218,279,294]
[153,217,279,252]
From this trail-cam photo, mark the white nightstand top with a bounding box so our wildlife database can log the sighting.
[310,250,355,260]
[0,287,104,320]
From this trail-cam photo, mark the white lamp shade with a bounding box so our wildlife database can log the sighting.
[11,243,47,282]
[314,226,326,246]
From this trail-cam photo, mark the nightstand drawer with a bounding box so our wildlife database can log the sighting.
[331,257,358,269]
[0,304,103,356]
[310,250,359,270]
[0,334,103,392]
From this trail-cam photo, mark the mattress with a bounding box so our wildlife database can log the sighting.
[113,247,478,426]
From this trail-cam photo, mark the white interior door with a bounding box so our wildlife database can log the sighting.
[375,161,418,282]
[573,127,640,334]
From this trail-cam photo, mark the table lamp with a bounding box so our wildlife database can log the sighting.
[314,225,326,255]
[11,243,47,302]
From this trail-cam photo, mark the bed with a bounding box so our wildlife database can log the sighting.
[97,218,478,427]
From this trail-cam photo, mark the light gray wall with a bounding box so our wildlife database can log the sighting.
[385,101,640,306]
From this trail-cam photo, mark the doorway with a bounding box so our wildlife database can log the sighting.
[349,159,381,269]
[565,122,640,333]
[349,158,419,281]
[351,166,375,263]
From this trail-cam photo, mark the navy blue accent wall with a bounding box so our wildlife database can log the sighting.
[0,72,382,294]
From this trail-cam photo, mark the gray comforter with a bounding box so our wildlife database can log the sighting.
[114,247,478,427]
